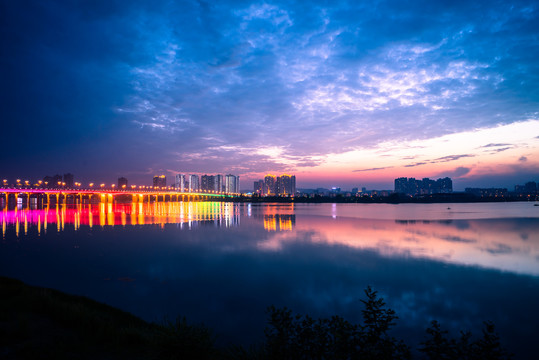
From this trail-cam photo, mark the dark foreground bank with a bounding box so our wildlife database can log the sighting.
[0,276,514,359]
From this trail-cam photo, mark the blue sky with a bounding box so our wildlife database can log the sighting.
[1,0,538,189]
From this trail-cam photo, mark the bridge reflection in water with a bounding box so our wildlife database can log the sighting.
[1,202,243,238]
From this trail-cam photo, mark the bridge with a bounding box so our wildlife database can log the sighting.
[0,187,239,207]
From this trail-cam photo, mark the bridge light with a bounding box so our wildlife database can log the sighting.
[89,183,94,187]
[100,184,105,188]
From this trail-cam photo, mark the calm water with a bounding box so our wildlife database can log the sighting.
[1,202,539,358]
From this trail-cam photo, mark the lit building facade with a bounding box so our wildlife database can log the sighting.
[276,174,296,196]
[153,175,166,188]
[174,174,187,191]
[256,174,296,196]
[189,174,199,192]
[225,174,240,194]
[264,174,276,195]
[254,180,266,195]
[216,175,224,192]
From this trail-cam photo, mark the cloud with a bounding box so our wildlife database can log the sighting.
[439,235,477,244]
[480,143,512,148]
[435,167,471,179]
[519,156,528,162]
[353,167,393,172]
[404,162,427,168]
[433,154,475,163]
[490,147,512,153]
[483,243,513,255]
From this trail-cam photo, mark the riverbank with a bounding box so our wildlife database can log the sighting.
[0,276,218,359]
[1,276,515,359]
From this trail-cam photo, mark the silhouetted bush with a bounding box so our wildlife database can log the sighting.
[264,286,411,359]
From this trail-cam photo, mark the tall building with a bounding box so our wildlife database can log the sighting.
[189,174,199,192]
[118,177,128,189]
[276,174,296,196]
[255,174,296,196]
[264,174,276,195]
[254,180,266,194]
[175,174,187,191]
[63,173,74,188]
[437,177,453,193]
[394,177,452,195]
[216,175,224,193]
[225,174,239,194]
[153,175,166,188]
[201,175,218,192]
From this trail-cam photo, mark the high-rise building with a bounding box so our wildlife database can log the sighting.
[276,174,296,196]
[63,173,74,188]
[394,177,452,195]
[175,174,187,191]
[225,174,239,194]
[437,177,453,193]
[216,175,224,193]
[264,174,276,195]
[153,175,166,188]
[118,177,128,189]
[254,180,266,194]
[201,175,218,192]
[189,174,199,192]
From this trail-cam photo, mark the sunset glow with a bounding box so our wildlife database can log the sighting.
[1,1,538,188]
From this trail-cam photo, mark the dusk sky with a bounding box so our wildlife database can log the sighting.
[1,0,538,190]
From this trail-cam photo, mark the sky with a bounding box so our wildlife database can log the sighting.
[1,0,538,190]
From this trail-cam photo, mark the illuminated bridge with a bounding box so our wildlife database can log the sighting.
[0,187,240,207]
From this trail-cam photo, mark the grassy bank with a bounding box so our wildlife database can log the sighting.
[0,276,218,359]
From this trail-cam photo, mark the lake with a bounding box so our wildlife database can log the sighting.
[1,202,539,358]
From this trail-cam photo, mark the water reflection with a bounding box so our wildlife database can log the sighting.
[3,202,538,277]
[0,202,243,237]
[257,215,539,277]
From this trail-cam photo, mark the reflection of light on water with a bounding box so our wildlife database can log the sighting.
[0,202,242,237]
[263,214,295,231]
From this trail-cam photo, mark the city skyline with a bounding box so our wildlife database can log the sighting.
[1,1,538,189]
